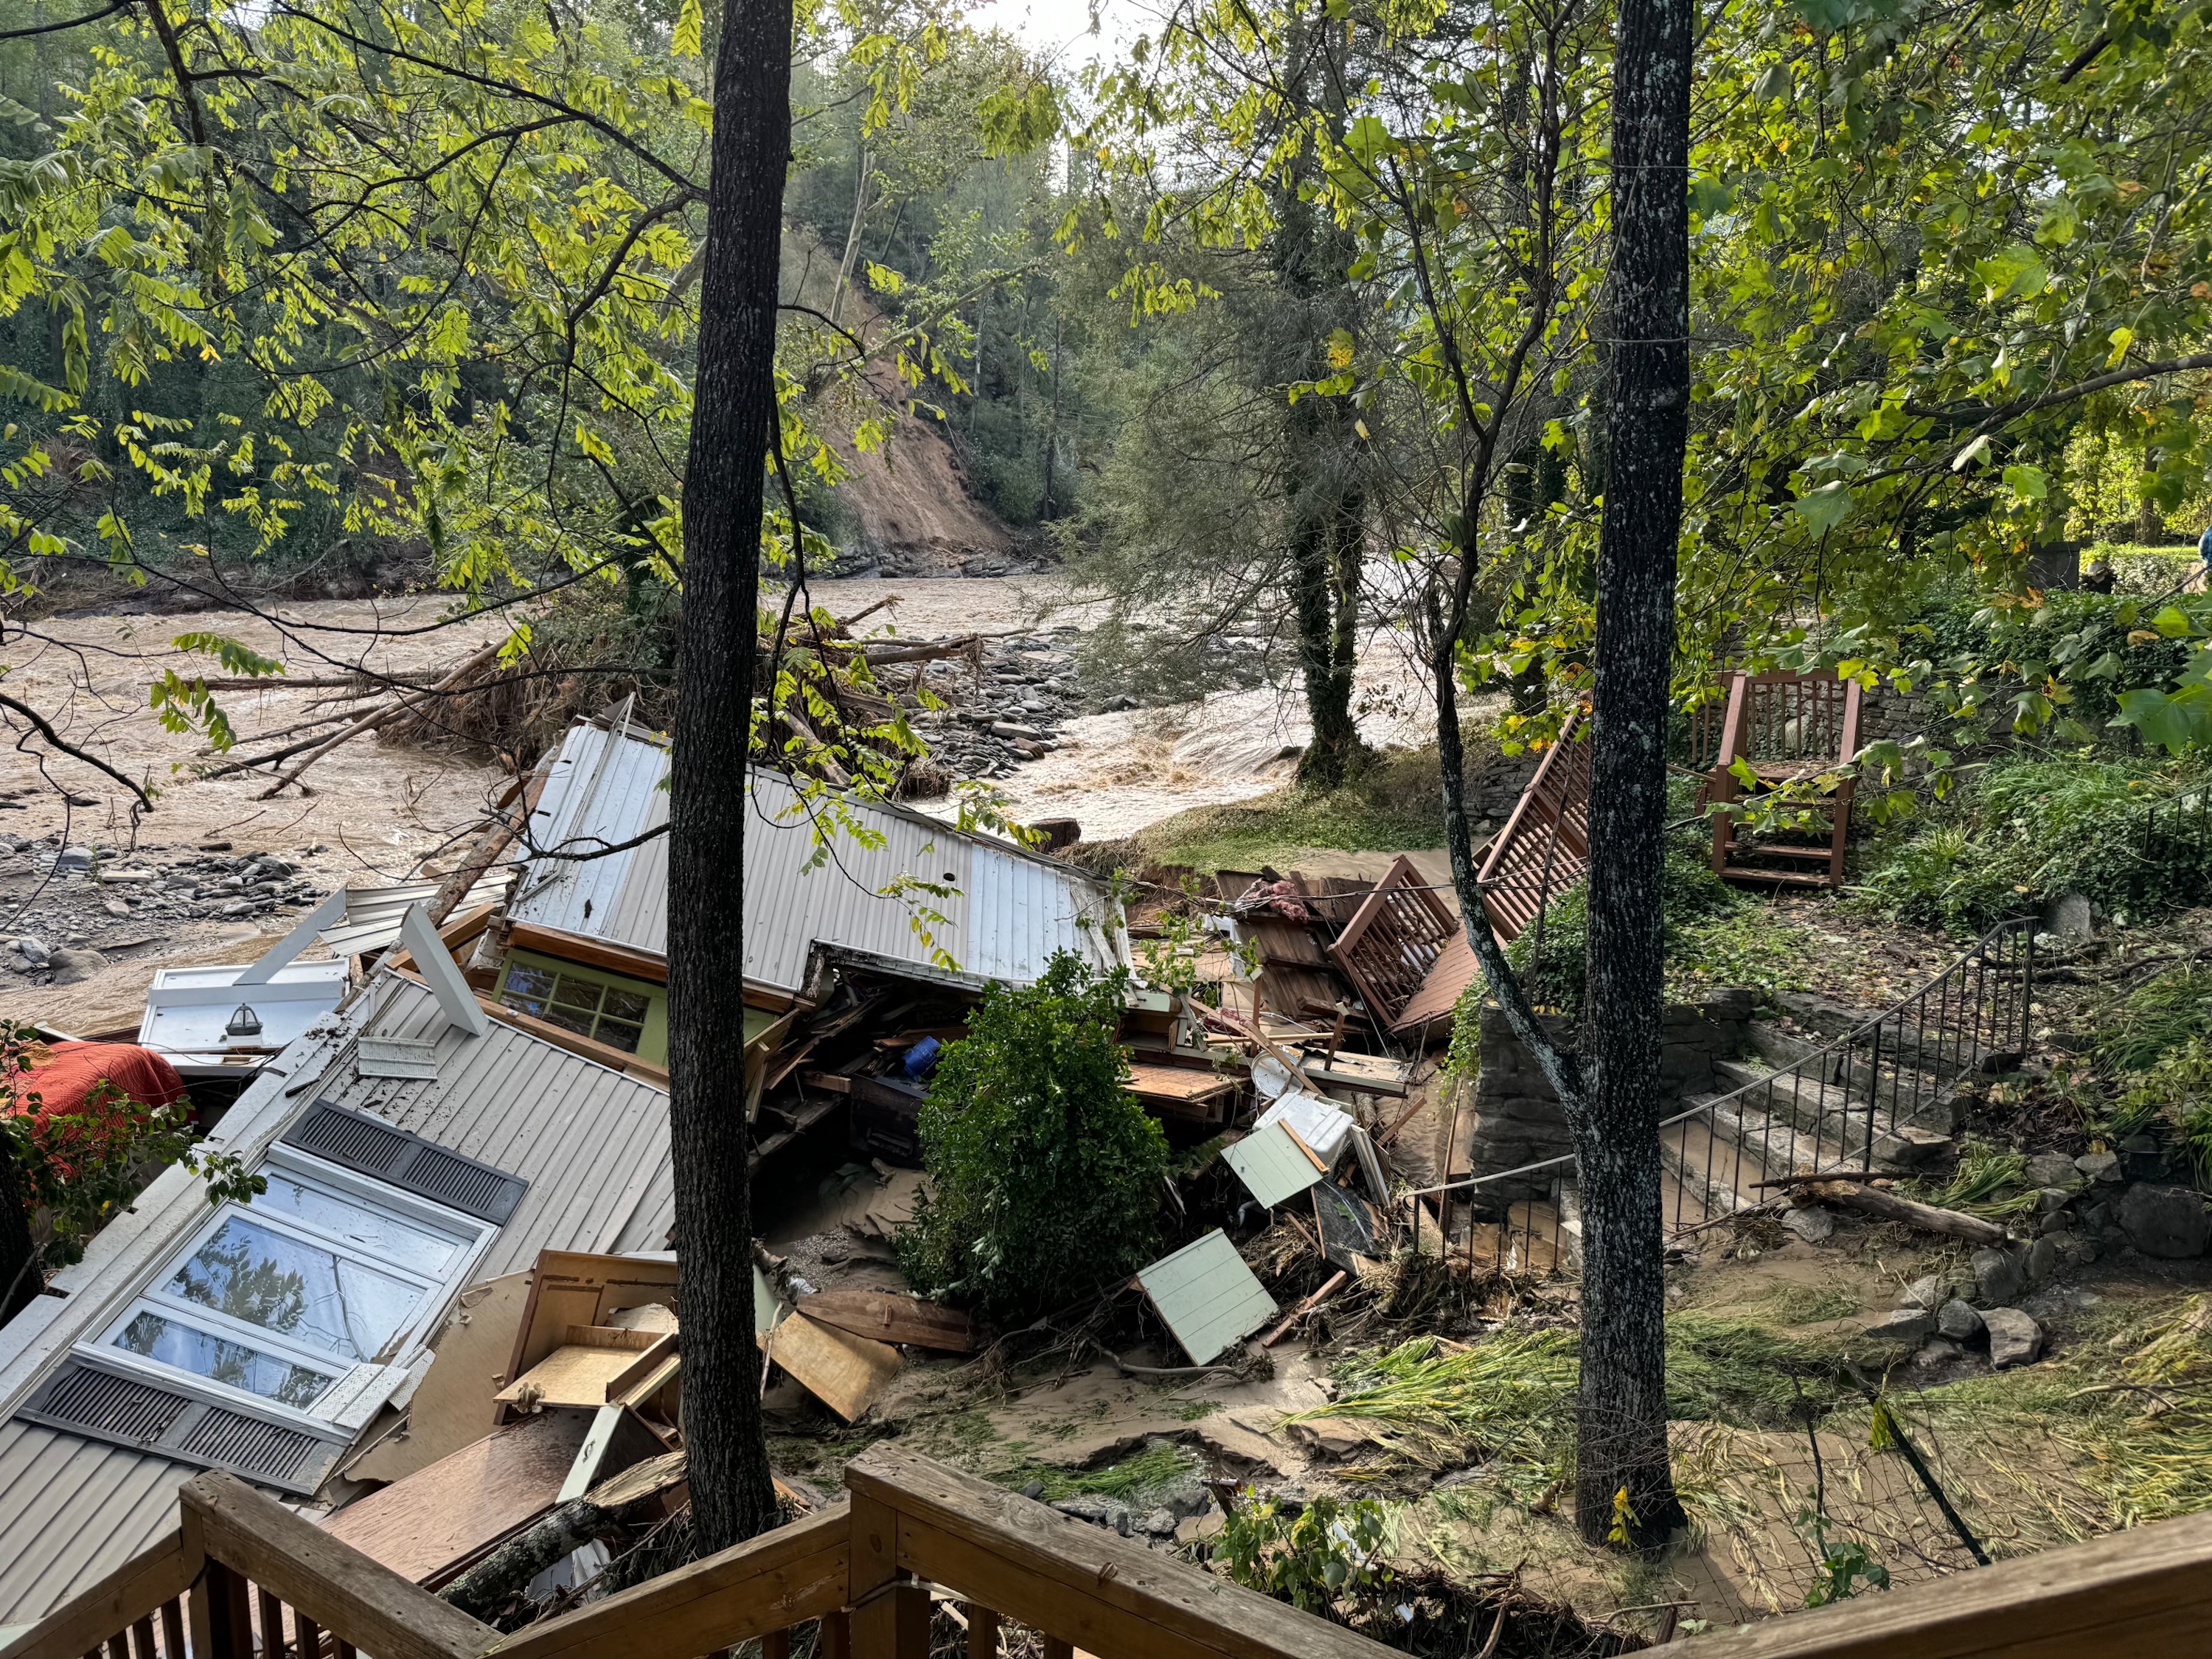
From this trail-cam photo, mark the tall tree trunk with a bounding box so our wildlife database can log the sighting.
[0,1136,37,1326]
[1573,0,1691,1548]
[667,0,788,1556]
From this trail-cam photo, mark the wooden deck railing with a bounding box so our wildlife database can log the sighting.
[11,1447,2212,1659]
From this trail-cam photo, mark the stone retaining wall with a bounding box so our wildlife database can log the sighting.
[1466,987,1756,1203]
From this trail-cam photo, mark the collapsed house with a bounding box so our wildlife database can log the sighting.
[0,712,1471,1632]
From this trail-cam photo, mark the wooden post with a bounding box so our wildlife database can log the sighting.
[1042,1640,1073,1659]
[188,1565,252,1659]
[852,1584,928,1658]
[961,1604,999,1659]
[760,1631,791,1659]
[818,1611,851,1659]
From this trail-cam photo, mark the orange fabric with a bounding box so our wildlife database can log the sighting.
[15,1043,189,1119]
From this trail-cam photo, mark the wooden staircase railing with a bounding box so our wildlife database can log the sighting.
[1474,708,1591,945]
[1705,669,1863,890]
[11,1441,2212,1659]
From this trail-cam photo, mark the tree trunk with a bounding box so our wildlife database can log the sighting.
[0,1135,37,1326]
[1572,0,1691,1548]
[666,0,787,1557]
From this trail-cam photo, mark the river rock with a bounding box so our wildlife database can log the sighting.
[1899,1273,1944,1311]
[46,947,106,986]
[1983,1307,2044,1369]
[2120,1183,2212,1259]
[1970,1245,2025,1306]
[2025,1152,2084,1191]
[13,936,47,965]
[1782,1206,1837,1244]
[1865,1308,1935,1345]
[2074,1151,2121,1185]
[1937,1298,1984,1341]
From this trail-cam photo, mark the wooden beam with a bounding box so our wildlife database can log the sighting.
[504,922,669,987]
[844,1449,1403,1659]
[0,1533,201,1659]
[484,1507,851,1659]
[1646,1502,2212,1658]
[179,1475,500,1659]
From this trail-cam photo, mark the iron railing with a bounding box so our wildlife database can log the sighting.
[1410,914,2037,1273]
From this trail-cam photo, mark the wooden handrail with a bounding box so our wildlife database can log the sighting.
[486,1503,852,1659]
[844,1446,1404,1659]
[181,1473,502,1659]
[0,1530,202,1659]
[1649,1503,2212,1657]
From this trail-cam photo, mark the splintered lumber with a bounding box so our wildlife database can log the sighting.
[1259,1270,1349,1349]
[791,1290,978,1353]
[762,1311,902,1422]
[1804,1179,2009,1245]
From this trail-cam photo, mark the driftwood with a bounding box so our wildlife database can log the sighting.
[438,1497,612,1619]
[1801,1179,2010,1245]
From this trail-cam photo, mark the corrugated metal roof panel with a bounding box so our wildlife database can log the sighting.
[0,1420,195,1627]
[508,722,670,950]
[506,720,1128,992]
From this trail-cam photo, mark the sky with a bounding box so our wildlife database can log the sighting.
[963,0,1138,72]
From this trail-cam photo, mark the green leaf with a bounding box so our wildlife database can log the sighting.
[2002,465,2048,502]
[170,633,283,677]
[1792,481,1854,535]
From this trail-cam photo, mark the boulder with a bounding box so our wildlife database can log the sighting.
[2119,1183,2212,1259]
[1971,1245,2025,1307]
[1782,1207,1837,1245]
[2039,891,2095,947]
[2074,1151,2122,1186]
[46,946,105,986]
[2025,1235,2059,1285]
[1983,1307,2045,1369]
[1865,1308,1935,1346]
[1936,1299,1984,1341]
[1900,1273,1945,1311]
[2025,1152,2084,1191]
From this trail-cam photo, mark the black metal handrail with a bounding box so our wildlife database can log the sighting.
[1413,914,2037,1272]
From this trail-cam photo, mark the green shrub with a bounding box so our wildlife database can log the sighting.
[1857,757,2212,933]
[1214,1492,1392,1615]
[899,953,1169,1322]
[1503,841,1750,1021]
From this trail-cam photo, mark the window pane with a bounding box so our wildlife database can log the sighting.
[504,965,556,1000]
[539,1004,593,1036]
[594,1020,643,1054]
[551,975,603,1013]
[254,1172,465,1276]
[601,988,651,1023]
[165,1214,422,1363]
[115,1310,334,1408]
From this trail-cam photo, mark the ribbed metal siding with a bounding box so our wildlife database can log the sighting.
[967,844,1127,981]
[0,1420,195,1626]
[742,771,974,992]
[509,724,672,951]
[350,980,675,1276]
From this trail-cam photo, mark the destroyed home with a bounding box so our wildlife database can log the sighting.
[12,0,2212,1644]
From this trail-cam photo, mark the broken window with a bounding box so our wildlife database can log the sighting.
[496,960,655,1054]
[94,1146,492,1423]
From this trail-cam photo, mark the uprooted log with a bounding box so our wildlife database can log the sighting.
[1796,1179,2011,1245]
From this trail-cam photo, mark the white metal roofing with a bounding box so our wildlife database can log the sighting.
[0,972,675,1629]
[136,960,349,1071]
[318,872,514,959]
[509,720,1128,993]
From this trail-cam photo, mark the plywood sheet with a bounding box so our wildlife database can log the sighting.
[1124,1062,1239,1102]
[1222,1124,1325,1211]
[323,1409,593,1585]
[762,1311,901,1422]
[1136,1229,1276,1366]
[495,1337,672,1409]
[507,1249,681,1383]
[792,1290,976,1353]
[348,1271,530,1485]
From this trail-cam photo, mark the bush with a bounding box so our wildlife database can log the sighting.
[1857,757,2212,933]
[1502,840,1750,1021]
[899,953,1169,1322]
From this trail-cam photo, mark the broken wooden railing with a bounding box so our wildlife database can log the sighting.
[1,1447,1397,1659]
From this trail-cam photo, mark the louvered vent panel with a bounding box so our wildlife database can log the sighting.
[176,1409,324,1483]
[33,1364,189,1442]
[283,1099,526,1222]
[400,1151,510,1220]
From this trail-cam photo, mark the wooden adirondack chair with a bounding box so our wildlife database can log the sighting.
[1704,669,1863,889]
